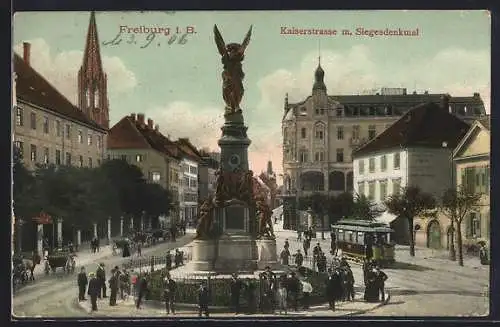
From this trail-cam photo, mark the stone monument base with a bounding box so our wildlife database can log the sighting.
[186,239,217,271]
[214,234,258,273]
[256,238,280,270]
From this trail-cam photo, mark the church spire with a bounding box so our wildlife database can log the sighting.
[312,56,326,92]
[78,11,109,129]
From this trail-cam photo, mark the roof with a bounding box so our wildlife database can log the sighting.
[478,116,490,131]
[175,138,202,162]
[13,54,106,132]
[331,220,394,233]
[353,102,470,158]
[108,115,181,160]
[452,117,491,158]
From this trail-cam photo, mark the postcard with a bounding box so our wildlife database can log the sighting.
[11,10,490,319]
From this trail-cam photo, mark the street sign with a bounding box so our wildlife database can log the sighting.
[32,212,52,224]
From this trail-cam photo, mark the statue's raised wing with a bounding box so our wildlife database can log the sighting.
[240,25,253,53]
[213,24,226,56]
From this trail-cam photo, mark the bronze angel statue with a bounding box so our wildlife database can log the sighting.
[214,24,252,115]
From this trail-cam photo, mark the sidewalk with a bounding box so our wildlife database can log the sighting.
[77,290,387,317]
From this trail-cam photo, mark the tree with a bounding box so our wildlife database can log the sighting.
[352,194,384,221]
[138,182,173,227]
[385,186,437,257]
[440,186,482,266]
[13,147,37,222]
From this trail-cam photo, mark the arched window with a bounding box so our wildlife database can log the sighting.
[94,88,99,107]
[314,122,325,141]
[85,89,91,107]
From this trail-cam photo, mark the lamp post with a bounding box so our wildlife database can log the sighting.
[442,141,456,261]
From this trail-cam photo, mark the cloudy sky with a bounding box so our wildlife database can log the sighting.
[13,10,490,176]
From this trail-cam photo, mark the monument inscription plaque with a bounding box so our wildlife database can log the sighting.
[225,205,246,231]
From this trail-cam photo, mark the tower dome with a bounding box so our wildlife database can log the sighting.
[312,61,326,92]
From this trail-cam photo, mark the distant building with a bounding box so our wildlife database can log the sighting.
[175,138,202,226]
[107,113,181,224]
[198,150,220,201]
[13,46,107,172]
[281,60,486,230]
[258,161,280,209]
[352,101,470,245]
[453,118,490,247]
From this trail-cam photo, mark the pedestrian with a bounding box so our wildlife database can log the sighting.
[136,273,149,309]
[374,266,388,302]
[326,268,341,311]
[297,229,302,241]
[230,273,243,314]
[77,267,88,301]
[364,267,378,302]
[301,277,313,309]
[68,241,74,253]
[131,270,138,297]
[286,272,300,312]
[87,272,100,312]
[303,238,310,257]
[479,243,489,265]
[122,242,131,258]
[245,277,257,314]
[137,243,142,257]
[174,249,183,267]
[284,239,290,251]
[119,268,129,300]
[165,251,172,271]
[294,249,304,267]
[108,269,119,306]
[344,266,355,301]
[163,274,177,315]
[96,263,107,298]
[277,275,288,315]
[198,281,210,317]
[313,243,322,269]
[330,231,337,256]
[280,247,290,266]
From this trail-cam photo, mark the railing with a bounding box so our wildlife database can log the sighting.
[121,247,193,270]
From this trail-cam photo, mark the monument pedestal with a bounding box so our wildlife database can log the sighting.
[187,239,217,271]
[256,238,280,270]
[214,234,258,273]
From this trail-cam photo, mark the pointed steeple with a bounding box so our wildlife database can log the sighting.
[312,56,326,92]
[78,11,109,129]
[81,11,103,76]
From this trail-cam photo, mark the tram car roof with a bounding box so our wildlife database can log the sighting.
[331,219,394,233]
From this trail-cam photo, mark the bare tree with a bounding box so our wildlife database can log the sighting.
[385,186,437,257]
[440,186,482,266]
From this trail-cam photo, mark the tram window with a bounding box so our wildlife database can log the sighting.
[338,229,344,241]
[358,232,364,245]
[348,231,354,242]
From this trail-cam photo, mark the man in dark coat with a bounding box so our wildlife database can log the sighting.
[87,272,100,311]
[326,268,342,311]
[198,281,210,317]
[230,273,243,314]
[77,267,88,301]
[165,251,172,271]
[136,274,148,309]
[163,274,177,315]
[108,268,119,306]
[330,232,337,255]
[286,272,301,312]
[294,249,304,267]
[284,239,290,251]
[303,238,310,256]
[344,266,355,301]
[374,266,388,302]
[96,263,107,298]
[313,243,322,270]
[122,242,131,258]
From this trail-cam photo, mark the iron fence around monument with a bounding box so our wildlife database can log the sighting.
[121,248,193,270]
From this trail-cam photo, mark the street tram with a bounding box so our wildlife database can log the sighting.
[331,219,396,266]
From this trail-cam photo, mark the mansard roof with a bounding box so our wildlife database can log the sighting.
[353,102,470,158]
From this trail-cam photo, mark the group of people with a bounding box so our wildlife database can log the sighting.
[164,249,185,270]
[324,258,356,310]
[280,239,328,273]
[90,238,101,254]
[77,263,150,312]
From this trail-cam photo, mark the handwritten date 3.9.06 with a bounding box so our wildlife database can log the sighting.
[102,26,195,48]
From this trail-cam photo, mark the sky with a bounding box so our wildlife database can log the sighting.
[12,10,491,177]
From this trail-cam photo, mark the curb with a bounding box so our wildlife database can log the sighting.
[344,291,391,316]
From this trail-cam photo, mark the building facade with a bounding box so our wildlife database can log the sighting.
[352,102,470,245]
[453,118,490,246]
[175,139,202,226]
[198,150,220,202]
[107,113,181,223]
[281,61,486,230]
[13,47,107,171]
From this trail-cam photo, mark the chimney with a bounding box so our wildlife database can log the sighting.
[130,113,136,121]
[154,124,159,131]
[440,94,450,111]
[473,92,480,98]
[137,113,145,125]
[147,118,153,129]
[23,42,31,65]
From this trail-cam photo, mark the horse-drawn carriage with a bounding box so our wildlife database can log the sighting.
[331,219,396,266]
[44,249,76,274]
